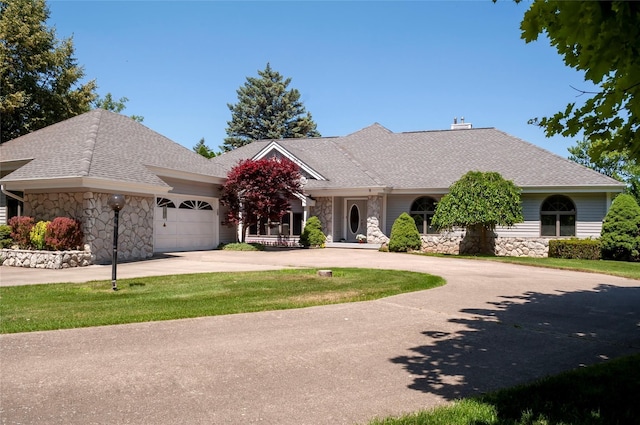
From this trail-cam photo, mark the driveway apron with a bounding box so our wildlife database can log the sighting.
[1,249,639,425]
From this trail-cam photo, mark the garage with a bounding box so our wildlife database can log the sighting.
[154,196,218,252]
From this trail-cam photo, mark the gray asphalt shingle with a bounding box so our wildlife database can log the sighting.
[0,110,227,187]
[211,123,624,190]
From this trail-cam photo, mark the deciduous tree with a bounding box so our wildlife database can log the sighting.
[223,63,320,151]
[432,171,523,253]
[521,1,640,161]
[568,137,640,203]
[0,0,97,143]
[220,158,302,242]
[93,93,143,122]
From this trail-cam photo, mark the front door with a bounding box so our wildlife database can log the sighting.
[346,199,367,242]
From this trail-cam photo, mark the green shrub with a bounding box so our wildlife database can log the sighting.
[45,217,84,250]
[299,216,326,248]
[548,238,601,260]
[29,221,50,250]
[220,242,265,251]
[600,194,640,262]
[8,216,35,249]
[388,212,422,252]
[0,224,12,248]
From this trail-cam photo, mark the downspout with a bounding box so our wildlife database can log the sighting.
[1,184,24,217]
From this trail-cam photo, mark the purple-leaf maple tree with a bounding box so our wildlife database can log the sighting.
[220,157,303,242]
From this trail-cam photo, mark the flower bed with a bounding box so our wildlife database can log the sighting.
[1,247,92,269]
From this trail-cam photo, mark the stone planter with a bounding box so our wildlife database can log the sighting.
[1,246,92,269]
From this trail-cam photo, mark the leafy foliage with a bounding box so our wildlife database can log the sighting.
[299,216,326,248]
[521,1,640,162]
[92,93,143,122]
[8,216,34,248]
[223,63,320,151]
[0,0,97,143]
[548,238,601,260]
[0,224,12,248]
[568,137,640,203]
[29,220,49,250]
[193,137,217,158]
[600,194,640,262]
[219,242,265,251]
[388,212,422,252]
[220,158,302,242]
[432,171,523,231]
[45,217,84,250]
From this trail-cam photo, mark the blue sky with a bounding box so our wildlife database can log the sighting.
[48,0,592,157]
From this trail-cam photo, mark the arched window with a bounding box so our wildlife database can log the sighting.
[410,196,438,234]
[156,198,175,208]
[540,195,576,236]
[179,200,213,210]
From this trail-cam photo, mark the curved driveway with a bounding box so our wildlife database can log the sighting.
[1,249,639,425]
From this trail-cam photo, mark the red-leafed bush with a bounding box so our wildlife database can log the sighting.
[220,157,302,242]
[8,216,35,248]
[45,217,84,250]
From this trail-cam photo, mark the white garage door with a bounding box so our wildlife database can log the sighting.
[154,197,217,252]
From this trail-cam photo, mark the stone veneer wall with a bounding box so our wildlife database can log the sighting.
[25,192,154,264]
[1,248,92,269]
[366,195,389,244]
[311,197,333,243]
[420,234,549,257]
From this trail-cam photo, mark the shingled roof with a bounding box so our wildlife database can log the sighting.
[0,109,227,192]
[211,123,625,192]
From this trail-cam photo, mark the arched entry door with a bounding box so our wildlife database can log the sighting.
[346,199,367,242]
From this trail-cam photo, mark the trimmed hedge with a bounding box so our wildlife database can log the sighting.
[548,238,601,260]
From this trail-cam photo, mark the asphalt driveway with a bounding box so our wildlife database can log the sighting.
[1,249,639,425]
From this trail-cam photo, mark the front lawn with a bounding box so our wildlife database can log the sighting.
[0,268,444,334]
[368,353,640,425]
[437,255,640,280]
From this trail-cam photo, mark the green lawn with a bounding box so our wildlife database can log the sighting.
[368,353,640,425]
[0,268,444,334]
[435,255,640,280]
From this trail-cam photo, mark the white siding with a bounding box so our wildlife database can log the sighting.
[574,193,607,237]
[386,193,608,239]
[0,206,6,225]
[496,193,607,238]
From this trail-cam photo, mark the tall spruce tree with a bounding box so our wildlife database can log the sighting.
[0,0,97,143]
[223,63,320,151]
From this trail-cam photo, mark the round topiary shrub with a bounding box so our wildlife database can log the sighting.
[600,194,640,262]
[299,216,326,248]
[388,212,422,252]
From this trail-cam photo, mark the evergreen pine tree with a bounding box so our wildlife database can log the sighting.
[223,63,320,151]
[0,0,98,143]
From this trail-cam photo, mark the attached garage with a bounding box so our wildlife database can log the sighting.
[154,196,218,252]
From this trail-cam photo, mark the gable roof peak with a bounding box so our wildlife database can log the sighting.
[346,122,393,138]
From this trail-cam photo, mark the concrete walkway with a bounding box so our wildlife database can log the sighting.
[1,249,639,424]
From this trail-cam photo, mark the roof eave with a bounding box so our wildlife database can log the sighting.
[0,176,172,195]
[145,165,226,184]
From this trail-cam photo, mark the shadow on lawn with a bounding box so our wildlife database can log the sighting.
[390,283,640,401]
